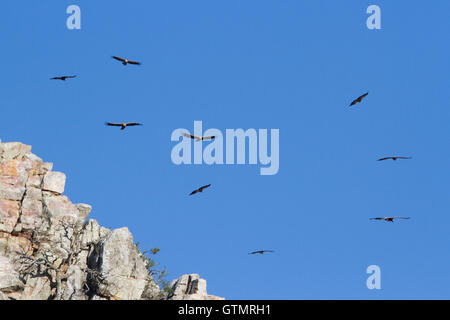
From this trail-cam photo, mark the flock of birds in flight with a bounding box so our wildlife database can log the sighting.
[49,57,412,256]
[349,92,412,223]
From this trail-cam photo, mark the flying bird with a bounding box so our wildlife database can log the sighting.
[183,133,215,141]
[105,122,143,130]
[377,156,412,161]
[370,217,410,222]
[189,184,211,195]
[248,250,275,255]
[349,92,369,106]
[50,75,76,81]
[112,56,141,66]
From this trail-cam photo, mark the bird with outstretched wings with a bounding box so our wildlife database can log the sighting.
[248,250,275,255]
[189,184,211,195]
[349,92,369,106]
[51,75,76,81]
[112,56,141,66]
[105,122,143,130]
[370,217,410,222]
[377,156,412,161]
[183,133,215,141]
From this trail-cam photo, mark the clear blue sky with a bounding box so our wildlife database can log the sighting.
[1,1,450,299]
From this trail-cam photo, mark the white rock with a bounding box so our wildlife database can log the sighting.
[168,274,224,300]
[93,227,149,300]
[0,256,24,293]
[19,276,52,300]
[80,219,109,248]
[0,200,20,233]
[43,194,79,222]
[42,171,66,194]
[76,204,92,222]
[1,142,31,161]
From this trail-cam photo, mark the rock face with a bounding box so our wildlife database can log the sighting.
[168,274,225,300]
[0,139,222,300]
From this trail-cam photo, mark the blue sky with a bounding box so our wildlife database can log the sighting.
[1,1,450,299]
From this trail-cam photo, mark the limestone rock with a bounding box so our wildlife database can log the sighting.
[0,159,29,201]
[88,227,149,300]
[76,204,92,222]
[0,139,224,300]
[168,274,224,300]
[0,232,32,258]
[20,188,43,231]
[0,256,24,293]
[20,276,52,300]
[43,194,81,225]
[42,172,66,194]
[79,219,107,248]
[0,200,20,233]
[140,279,164,300]
[1,142,31,161]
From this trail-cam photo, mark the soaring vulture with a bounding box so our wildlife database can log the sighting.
[248,250,275,255]
[189,184,211,195]
[183,133,216,141]
[105,122,143,130]
[370,217,410,222]
[112,56,141,66]
[51,75,76,81]
[377,156,412,161]
[349,92,369,106]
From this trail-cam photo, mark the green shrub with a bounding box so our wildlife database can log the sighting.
[135,243,172,295]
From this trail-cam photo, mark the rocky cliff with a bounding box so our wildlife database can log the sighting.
[0,140,223,300]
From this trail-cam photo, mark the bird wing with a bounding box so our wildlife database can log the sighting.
[396,157,411,160]
[199,184,211,191]
[105,122,123,127]
[202,136,216,140]
[51,77,62,80]
[189,189,199,195]
[263,250,274,253]
[66,75,76,79]
[184,134,202,141]
[112,56,126,62]
[359,92,369,100]
[350,92,368,106]
[125,122,143,126]
[370,218,384,220]
[183,133,196,139]
[377,157,391,161]
[393,217,411,220]
[127,60,141,65]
